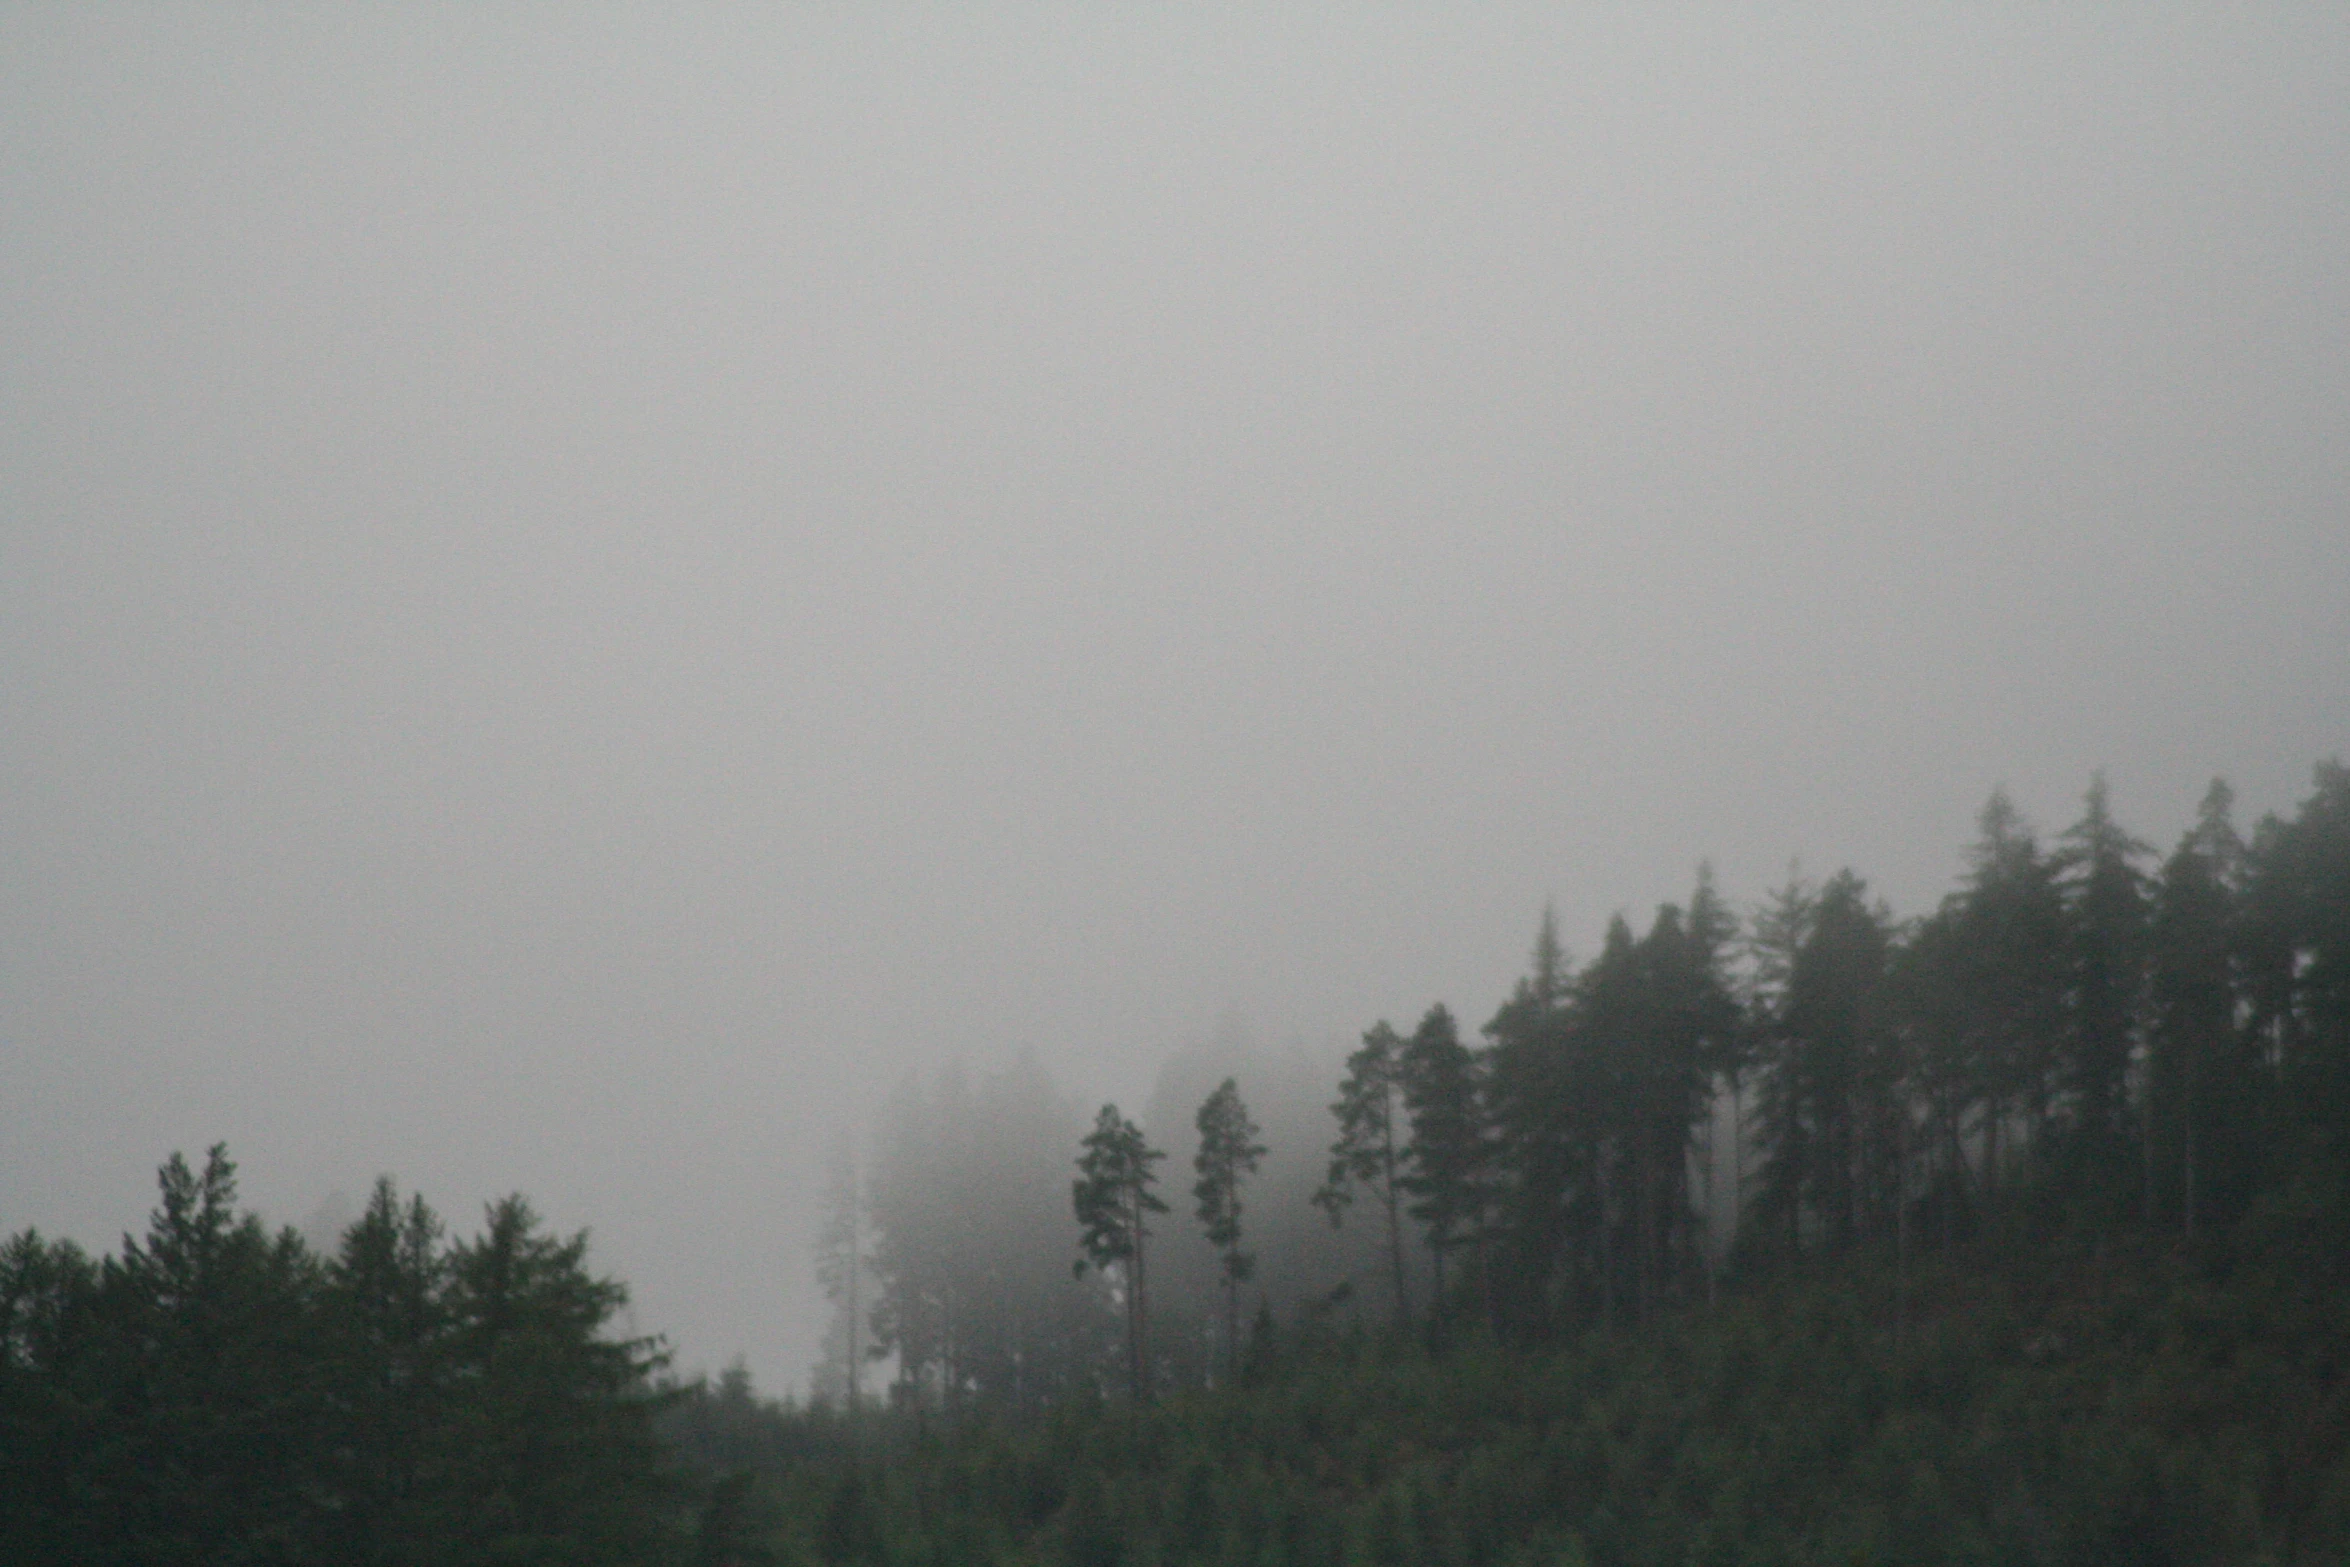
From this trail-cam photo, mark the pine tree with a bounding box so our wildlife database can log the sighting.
[1313,1022,1415,1327]
[1073,1105,1167,1406]
[1399,1004,1488,1324]
[1191,1078,1266,1384]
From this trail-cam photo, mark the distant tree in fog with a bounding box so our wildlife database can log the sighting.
[1073,1104,1167,1406]
[812,1143,868,1410]
[1191,1077,1265,1382]
[1398,1004,1487,1322]
[1314,1022,1413,1326]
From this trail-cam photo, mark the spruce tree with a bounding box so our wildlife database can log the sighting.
[2055,773,2153,1167]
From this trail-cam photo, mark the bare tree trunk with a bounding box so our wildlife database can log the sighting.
[1224,1271,1239,1387]
[1381,1092,1410,1329]
[846,1211,861,1413]
[1127,1187,1150,1408]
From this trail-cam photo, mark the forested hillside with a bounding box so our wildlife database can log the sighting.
[8,761,2348,1563]
[734,760,2350,1563]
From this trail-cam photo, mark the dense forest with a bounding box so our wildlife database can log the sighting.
[7,761,2348,1563]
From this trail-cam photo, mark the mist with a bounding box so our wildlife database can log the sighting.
[5,7,2345,1391]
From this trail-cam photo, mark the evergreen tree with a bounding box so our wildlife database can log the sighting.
[97,1144,330,1564]
[1398,1004,1489,1324]
[0,1229,97,1564]
[1738,866,1817,1258]
[1955,790,2068,1178]
[1191,1078,1266,1383]
[1754,872,1893,1254]
[813,1143,869,1412]
[436,1195,676,1564]
[1313,1022,1415,1326]
[2245,761,2350,1144]
[2054,773,2153,1167]
[1683,865,1746,1290]
[1481,914,1584,1336]
[1073,1105,1168,1406]
[322,1176,448,1564]
[1892,905,1980,1249]
[2148,780,2244,1235]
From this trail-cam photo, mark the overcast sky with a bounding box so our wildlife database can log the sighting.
[5,6,2345,1390]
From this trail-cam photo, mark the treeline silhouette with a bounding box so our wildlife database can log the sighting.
[0,1148,675,1565]
[732,760,2350,1563]
[819,764,2349,1397]
[8,760,2348,1563]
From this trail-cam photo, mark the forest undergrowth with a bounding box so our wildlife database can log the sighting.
[670,1155,2350,1567]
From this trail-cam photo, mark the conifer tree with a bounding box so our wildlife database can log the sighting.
[1399,1004,1489,1323]
[814,1144,869,1411]
[1191,1078,1266,1382]
[1073,1105,1167,1405]
[1741,866,1817,1254]
[1480,912,1582,1334]
[323,1176,447,1563]
[1956,791,2068,1178]
[1754,872,1892,1254]
[2150,780,2243,1236]
[2055,773,2153,1167]
[1314,1022,1414,1326]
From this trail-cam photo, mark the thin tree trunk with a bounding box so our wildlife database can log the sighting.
[1127,1186,1150,1408]
[1382,1093,1410,1329]
[1225,1271,1240,1387]
[846,1205,860,1413]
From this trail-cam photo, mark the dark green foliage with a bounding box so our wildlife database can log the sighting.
[2054,773,2154,1162]
[1752,871,1894,1256]
[1399,1005,1488,1326]
[1075,1104,1170,1406]
[687,1172,2350,1564]
[727,756,2350,1567]
[1192,1078,1266,1382]
[0,1148,681,1566]
[1315,1022,1415,1325]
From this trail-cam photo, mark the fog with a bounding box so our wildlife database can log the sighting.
[5,7,2345,1390]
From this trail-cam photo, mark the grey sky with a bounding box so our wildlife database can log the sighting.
[5,7,2345,1389]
